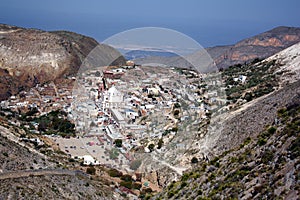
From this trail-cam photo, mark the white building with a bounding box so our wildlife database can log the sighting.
[234,75,247,84]
[82,155,100,165]
[101,86,124,109]
[111,109,126,125]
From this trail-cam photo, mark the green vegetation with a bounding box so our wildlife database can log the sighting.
[240,137,251,148]
[114,139,122,148]
[157,138,163,149]
[223,59,280,105]
[148,143,155,152]
[121,174,132,182]
[108,148,119,160]
[35,110,75,136]
[120,181,133,189]
[261,149,274,164]
[191,157,199,164]
[108,168,123,177]
[86,166,96,175]
[256,126,276,146]
[158,92,300,200]
[288,137,300,160]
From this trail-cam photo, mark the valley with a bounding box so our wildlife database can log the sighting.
[0,24,299,199]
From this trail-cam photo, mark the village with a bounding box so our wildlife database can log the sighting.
[0,61,229,172]
[64,61,227,171]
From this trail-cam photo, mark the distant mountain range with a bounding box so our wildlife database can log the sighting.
[129,26,300,70]
[124,50,178,60]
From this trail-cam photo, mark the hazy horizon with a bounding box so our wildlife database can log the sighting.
[1,0,300,47]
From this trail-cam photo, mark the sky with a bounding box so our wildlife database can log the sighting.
[1,0,300,47]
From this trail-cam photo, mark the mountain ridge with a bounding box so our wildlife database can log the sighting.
[0,24,126,100]
[131,26,300,70]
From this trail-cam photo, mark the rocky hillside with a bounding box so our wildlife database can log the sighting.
[154,38,300,200]
[156,91,300,199]
[0,24,125,100]
[213,26,300,69]
[0,121,118,199]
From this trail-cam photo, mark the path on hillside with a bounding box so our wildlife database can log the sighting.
[151,155,188,175]
[0,125,47,159]
[0,169,86,180]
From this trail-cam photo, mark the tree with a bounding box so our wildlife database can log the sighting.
[148,143,155,152]
[157,138,163,149]
[95,71,101,77]
[244,92,253,102]
[173,110,180,116]
[191,157,199,164]
[108,169,123,177]
[86,166,96,175]
[114,139,122,148]
[174,102,181,108]
[171,126,178,132]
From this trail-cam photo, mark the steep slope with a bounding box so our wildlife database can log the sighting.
[0,122,118,199]
[155,37,300,200]
[157,92,300,199]
[0,68,21,100]
[203,41,300,159]
[0,24,125,100]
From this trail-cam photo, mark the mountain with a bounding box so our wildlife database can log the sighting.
[0,24,125,100]
[131,26,300,70]
[211,26,300,69]
[1,24,300,199]
[156,42,300,200]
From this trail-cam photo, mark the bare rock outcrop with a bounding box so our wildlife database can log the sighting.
[0,24,125,100]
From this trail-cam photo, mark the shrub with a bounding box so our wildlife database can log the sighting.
[121,174,132,182]
[181,173,189,182]
[157,138,163,149]
[120,181,132,189]
[244,92,253,102]
[257,137,267,146]
[108,169,122,177]
[261,149,274,164]
[240,137,251,148]
[86,167,96,175]
[148,143,155,152]
[191,157,199,164]
[209,156,220,166]
[267,126,277,135]
[132,182,142,190]
[288,136,300,160]
[168,191,175,198]
[114,139,122,148]
[180,181,187,188]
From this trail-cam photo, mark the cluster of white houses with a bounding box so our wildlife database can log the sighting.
[0,63,228,167]
[68,65,222,166]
